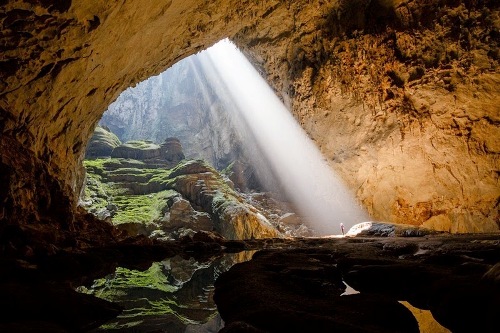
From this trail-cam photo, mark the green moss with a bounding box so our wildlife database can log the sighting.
[108,167,171,179]
[83,158,108,175]
[108,167,147,175]
[103,158,146,169]
[83,154,178,225]
[93,126,121,147]
[83,158,149,174]
[103,263,177,294]
[112,190,175,225]
[99,320,144,330]
[82,262,186,328]
[148,169,174,188]
[81,171,115,211]
[122,140,160,150]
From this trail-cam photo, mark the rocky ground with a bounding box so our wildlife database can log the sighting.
[214,232,500,333]
[81,129,310,241]
[0,228,498,332]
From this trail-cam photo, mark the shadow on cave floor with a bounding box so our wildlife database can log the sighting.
[1,232,499,333]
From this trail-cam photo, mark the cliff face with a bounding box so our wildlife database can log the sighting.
[234,0,500,232]
[99,56,242,169]
[1,0,499,243]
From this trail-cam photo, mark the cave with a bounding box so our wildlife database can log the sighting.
[1,0,499,332]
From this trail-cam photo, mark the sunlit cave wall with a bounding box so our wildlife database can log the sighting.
[1,0,498,234]
[232,0,500,232]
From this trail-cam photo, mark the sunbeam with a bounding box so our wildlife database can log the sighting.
[197,39,370,235]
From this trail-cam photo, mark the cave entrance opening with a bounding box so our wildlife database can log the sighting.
[82,38,369,240]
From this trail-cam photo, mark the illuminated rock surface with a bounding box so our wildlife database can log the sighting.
[83,155,281,240]
[1,0,498,244]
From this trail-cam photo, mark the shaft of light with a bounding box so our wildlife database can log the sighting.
[201,39,370,235]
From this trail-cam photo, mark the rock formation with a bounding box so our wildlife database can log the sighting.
[214,233,500,333]
[85,126,121,158]
[105,137,185,165]
[160,138,186,164]
[110,140,161,160]
[232,0,500,232]
[166,160,280,239]
[0,0,498,255]
[82,143,283,240]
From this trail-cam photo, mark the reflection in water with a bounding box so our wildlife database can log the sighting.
[340,282,447,332]
[400,301,451,333]
[78,251,255,332]
[78,249,449,333]
[340,280,360,296]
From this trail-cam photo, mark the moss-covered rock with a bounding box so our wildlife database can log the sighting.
[82,157,281,240]
[169,160,280,239]
[111,140,162,160]
[85,126,122,158]
[81,153,283,240]
[112,190,174,226]
[81,158,174,229]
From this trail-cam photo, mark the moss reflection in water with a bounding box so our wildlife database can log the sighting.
[92,263,178,296]
[79,253,254,332]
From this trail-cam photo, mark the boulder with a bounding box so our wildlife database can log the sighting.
[161,197,213,232]
[85,126,121,158]
[346,221,441,237]
[160,137,185,164]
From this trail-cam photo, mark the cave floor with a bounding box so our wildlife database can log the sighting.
[1,233,499,332]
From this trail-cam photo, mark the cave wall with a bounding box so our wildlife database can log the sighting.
[0,0,274,228]
[1,0,498,233]
[234,0,500,232]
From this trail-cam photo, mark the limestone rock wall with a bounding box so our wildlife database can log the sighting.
[233,0,500,232]
[1,0,498,235]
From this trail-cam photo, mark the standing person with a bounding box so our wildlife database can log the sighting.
[340,223,345,236]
